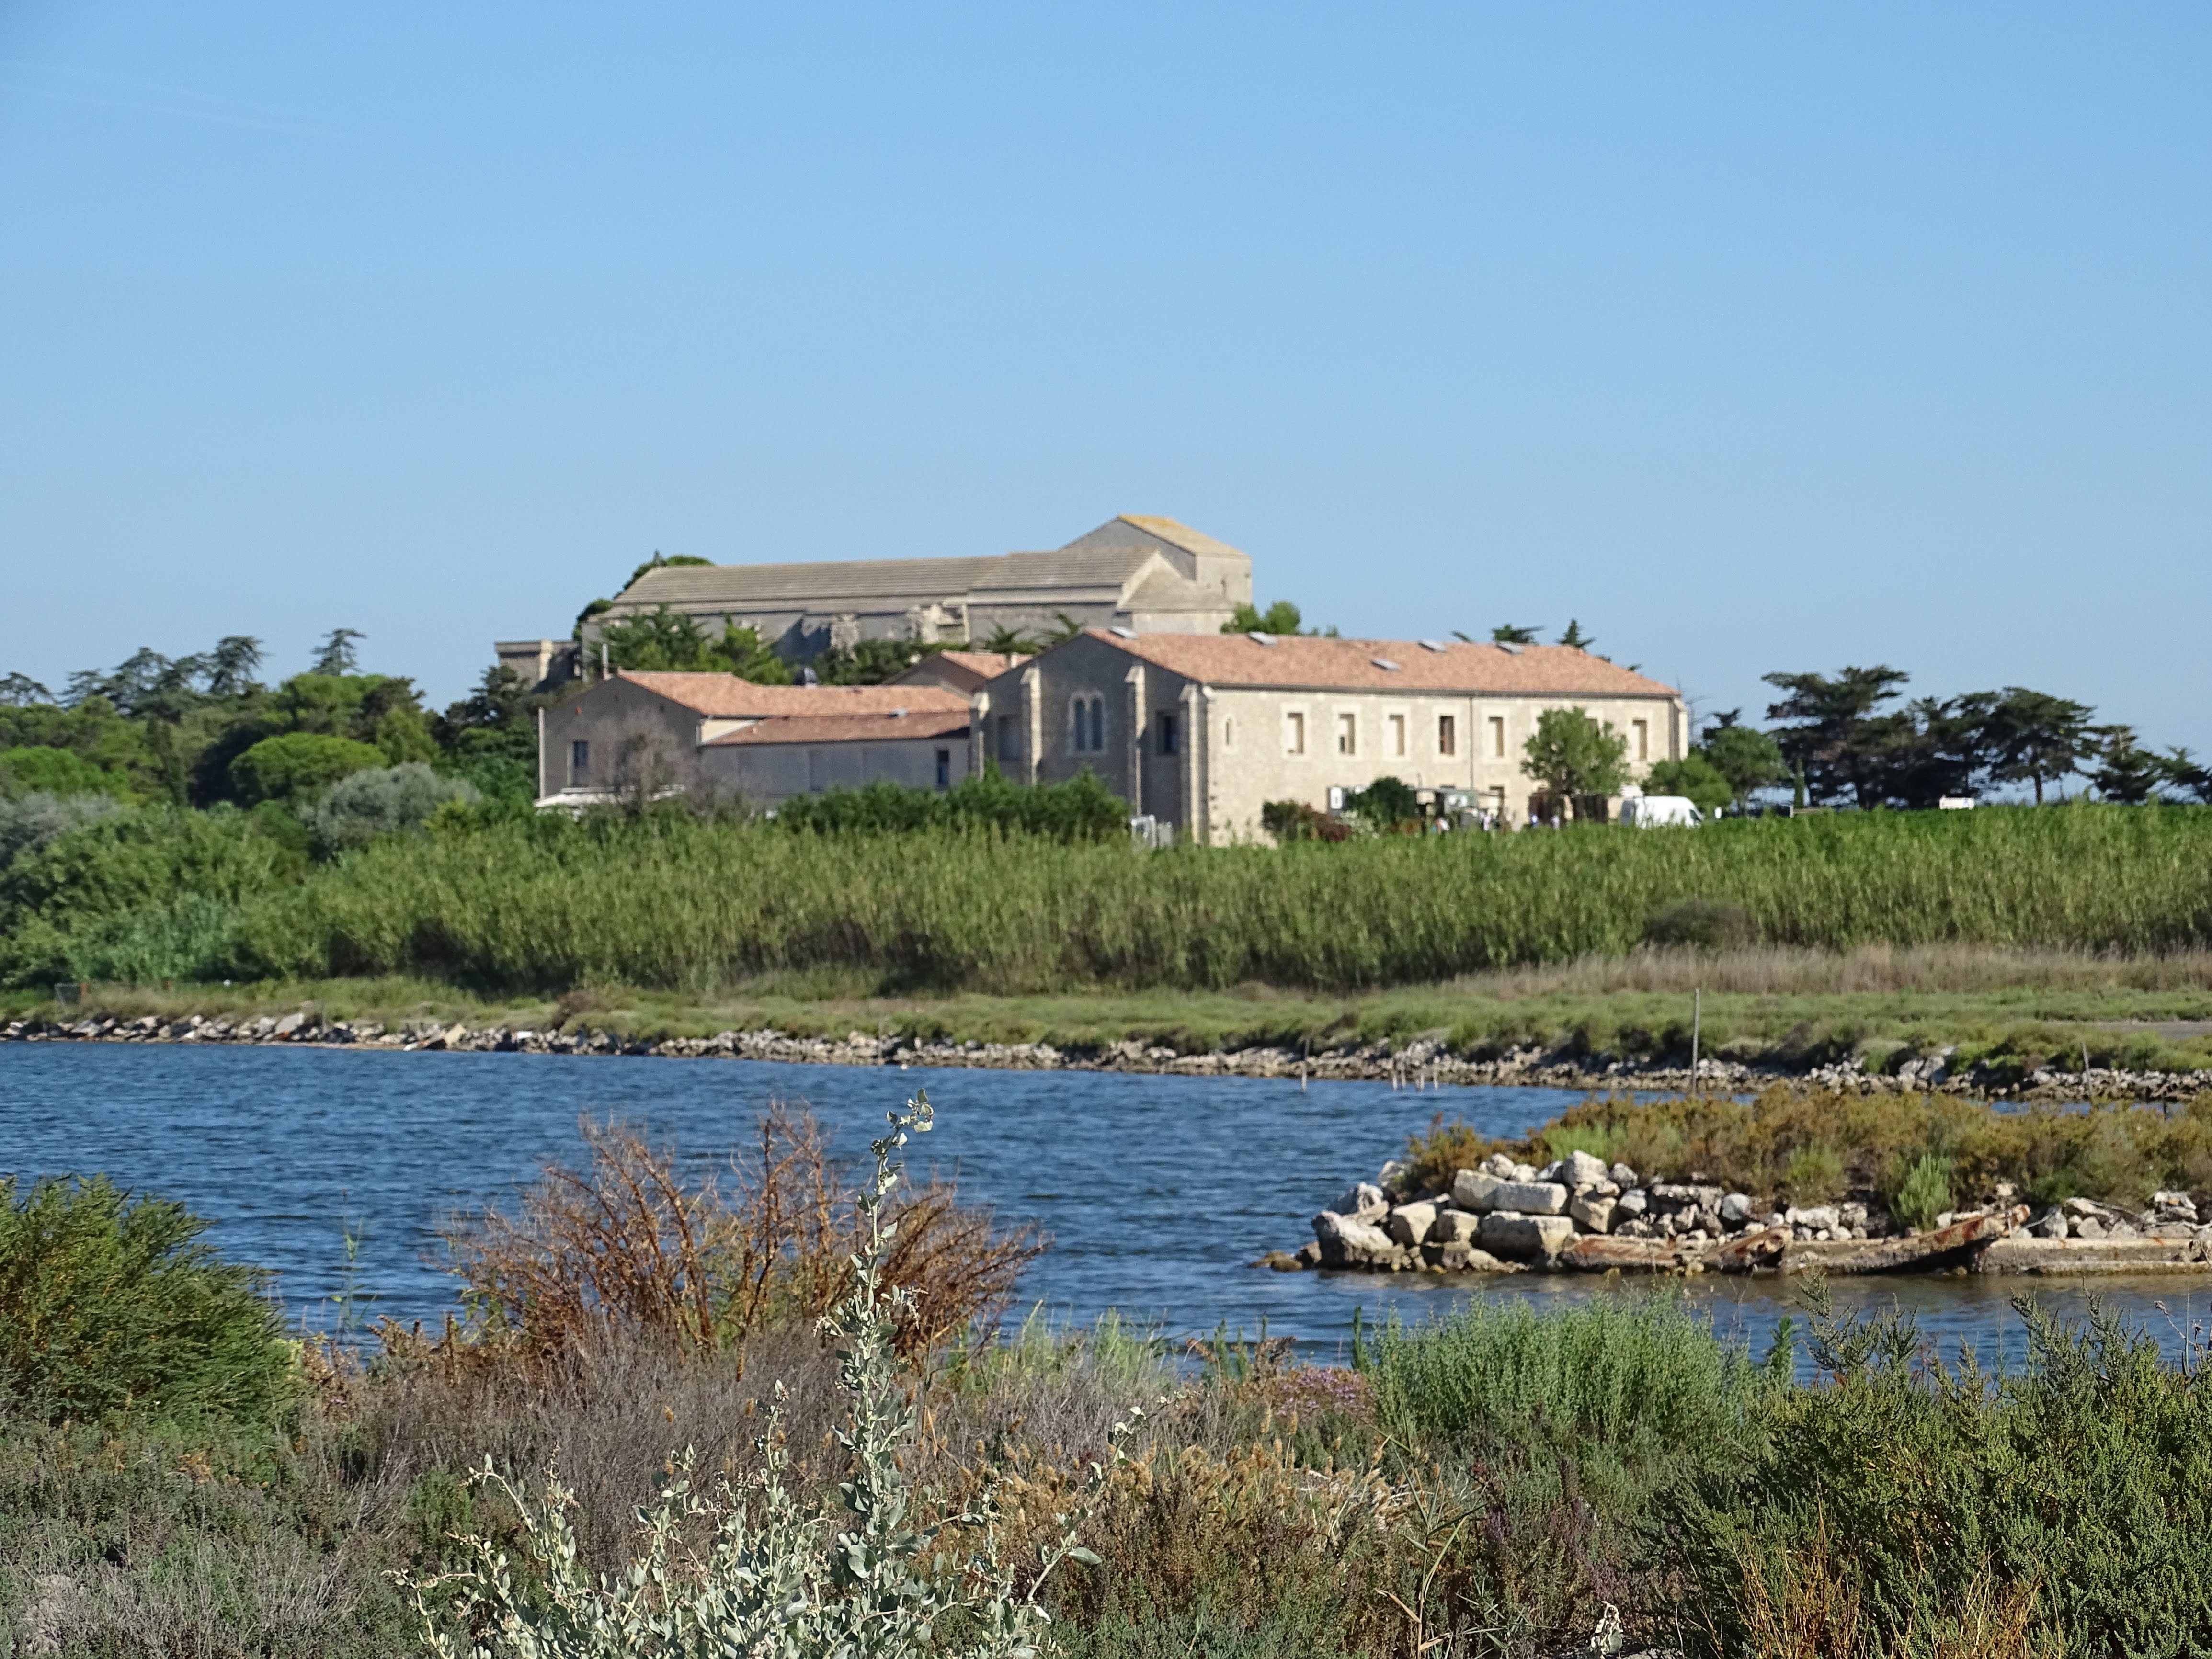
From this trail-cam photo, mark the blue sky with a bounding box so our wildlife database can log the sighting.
[2,4,2206,749]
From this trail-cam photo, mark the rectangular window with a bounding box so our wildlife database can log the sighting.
[570,739,590,782]
[1488,716,1506,759]
[935,748,951,790]
[1390,713,1406,757]
[1336,712,1356,756]
[1223,716,1236,750]
[1633,718,1650,761]
[1437,715,1457,756]
[996,716,1016,762]
[1087,698,1104,751]
[1286,711,1305,755]
[1156,711,1179,755]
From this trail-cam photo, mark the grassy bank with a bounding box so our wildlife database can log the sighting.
[12,944,2212,1079]
[8,802,2212,996]
[6,1101,2212,1657]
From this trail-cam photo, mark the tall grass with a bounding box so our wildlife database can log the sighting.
[11,800,2212,993]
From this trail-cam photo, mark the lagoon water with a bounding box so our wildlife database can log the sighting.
[1,1043,2201,1371]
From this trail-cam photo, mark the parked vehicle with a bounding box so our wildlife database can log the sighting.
[1621,795,1703,827]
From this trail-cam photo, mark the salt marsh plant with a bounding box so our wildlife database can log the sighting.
[0,1175,297,1427]
[409,1092,1123,1659]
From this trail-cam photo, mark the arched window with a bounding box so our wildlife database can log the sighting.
[1070,694,1106,752]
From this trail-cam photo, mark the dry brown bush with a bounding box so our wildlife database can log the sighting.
[432,1102,1041,1367]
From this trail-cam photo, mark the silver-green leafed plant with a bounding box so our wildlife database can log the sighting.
[405,1089,1122,1659]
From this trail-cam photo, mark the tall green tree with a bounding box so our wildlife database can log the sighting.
[1762,665,1912,807]
[1490,623,1542,645]
[1523,707,1629,821]
[1556,619,1595,649]
[310,628,366,676]
[1224,600,1322,636]
[1698,712,1789,806]
[595,607,792,682]
[1984,687,2096,805]
[2089,725,2166,804]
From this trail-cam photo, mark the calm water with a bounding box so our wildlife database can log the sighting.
[1,1044,2201,1370]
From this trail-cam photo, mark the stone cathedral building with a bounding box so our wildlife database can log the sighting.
[498,513,1251,688]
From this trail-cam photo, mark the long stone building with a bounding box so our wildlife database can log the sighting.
[498,514,1251,687]
[971,630,1690,840]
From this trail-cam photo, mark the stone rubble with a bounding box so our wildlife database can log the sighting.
[3,1014,2209,1101]
[1279,1146,2212,1276]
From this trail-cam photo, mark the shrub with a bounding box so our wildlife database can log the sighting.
[0,789,120,869]
[306,763,482,854]
[1890,1151,1954,1230]
[437,1106,1042,1363]
[1259,799,1348,843]
[1781,1143,1846,1206]
[1344,775,1420,834]
[408,1093,1114,1659]
[0,745,128,800]
[1668,1292,2212,1657]
[1643,897,1756,951]
[0,1175,297,1425]
[1641,752,1733,817]
[1412,1087,2212,1216]
[229,733,386,805]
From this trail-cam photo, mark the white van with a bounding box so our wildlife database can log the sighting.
[1621,795,1703,828]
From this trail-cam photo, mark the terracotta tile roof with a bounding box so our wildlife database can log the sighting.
[704,708,971,746]
[932,650,1029,676]
[611,671,968,717]
[1078,633,1679,697]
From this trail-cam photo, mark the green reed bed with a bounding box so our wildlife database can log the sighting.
[9,801,2212,994]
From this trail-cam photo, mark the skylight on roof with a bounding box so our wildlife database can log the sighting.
[1419,639,1448,652]
[1372,657,1402,671]
[1496,643,1522,655]
[1110,626,1136,639]
[1247,632,1275,645]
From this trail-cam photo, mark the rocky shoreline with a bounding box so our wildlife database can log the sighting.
[4,1010,2209,1102]
[1257,1148,2212,1278]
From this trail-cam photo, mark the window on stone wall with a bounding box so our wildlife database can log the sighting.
[1336,712,1356,756]
[1438,714,1457,756]
[1390,713,1406,757]
[935,748,951,790]
[1633,718,1649,761]
[1286,711,1306,755]
[570,739,590,783]
[997,716,1016,762]
[1156,711,1179,755]
[1488,716,1505,758]
[1071,695,1106,752]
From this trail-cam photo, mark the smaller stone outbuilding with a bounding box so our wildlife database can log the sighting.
[535,670,969,809]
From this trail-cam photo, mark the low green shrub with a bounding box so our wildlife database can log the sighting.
[1408,1085,2212,1213]
[0,1175,298,1426]
[1889,1150,1954,1229]
[229,732,386,805]
[1643,897,1756,951]
[1667,1290,2212,1657]
[306,763,482,854]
